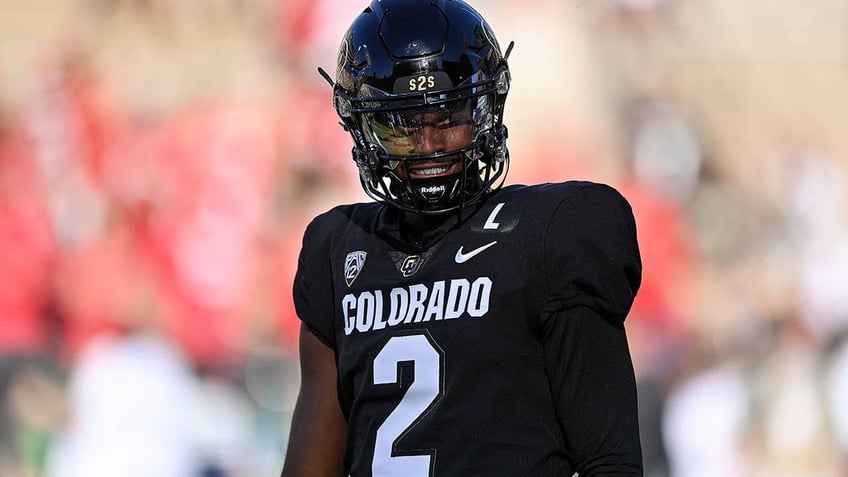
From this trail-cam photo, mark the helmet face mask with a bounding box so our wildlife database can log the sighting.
[329,0,512,214]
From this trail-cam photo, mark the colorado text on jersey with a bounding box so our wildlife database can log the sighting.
[341,277,492,335]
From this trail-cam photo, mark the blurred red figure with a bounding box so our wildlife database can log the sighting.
[0,111,57,475]
[138,103,281,367]
[53,203,158,362]
[0,119,55,355]
[619,179,697,339]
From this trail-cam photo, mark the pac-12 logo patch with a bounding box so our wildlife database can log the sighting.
[399,255,423,277]
[344,251,367,287]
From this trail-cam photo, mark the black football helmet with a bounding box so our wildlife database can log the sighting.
[324,0,512,214]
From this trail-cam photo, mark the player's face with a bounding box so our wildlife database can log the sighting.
[365,100,475,180]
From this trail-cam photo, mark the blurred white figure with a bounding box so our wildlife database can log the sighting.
[827,338,848,459]
[751,319,838,476]
[789,154,848,340]
[45,333,201,477]
[631,101,702,206]
[190,376,256,476]
[662,360,749,477]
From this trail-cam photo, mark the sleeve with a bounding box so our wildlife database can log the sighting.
[292,214,338,350]
[543,306,642,475]
[541,183,643,474]
[542,182,642,321]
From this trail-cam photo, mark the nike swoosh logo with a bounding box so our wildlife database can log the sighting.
[454,241,498,263]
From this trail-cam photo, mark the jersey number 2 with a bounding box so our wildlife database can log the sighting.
[372,334,443,477]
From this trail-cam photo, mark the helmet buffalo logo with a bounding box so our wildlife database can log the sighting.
[344,251,367,287]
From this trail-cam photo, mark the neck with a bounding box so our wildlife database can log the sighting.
[401,210,459,249]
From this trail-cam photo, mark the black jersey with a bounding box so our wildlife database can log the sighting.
[293,181,643,476]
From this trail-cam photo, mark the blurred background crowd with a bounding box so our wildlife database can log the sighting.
[0,0,847,476]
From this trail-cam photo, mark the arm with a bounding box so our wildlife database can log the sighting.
[281,324,347,477]
[538,183,643,474]
[543,305,642,476]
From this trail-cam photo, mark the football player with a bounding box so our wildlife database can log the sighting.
[281,0,644,475]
